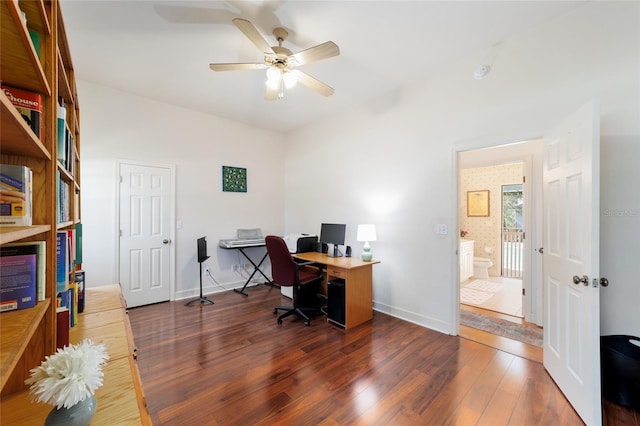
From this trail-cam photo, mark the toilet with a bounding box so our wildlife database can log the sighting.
[473,256,493,279]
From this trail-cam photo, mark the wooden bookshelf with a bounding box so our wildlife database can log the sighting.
[1,286,151,425]
[1,0,81,401]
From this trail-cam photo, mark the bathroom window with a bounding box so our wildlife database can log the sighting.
[502,184,523,278]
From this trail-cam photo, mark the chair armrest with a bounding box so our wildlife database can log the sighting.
[294,260,323,282]
[294,260,321,268]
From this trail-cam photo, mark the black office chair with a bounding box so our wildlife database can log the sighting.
[265,235,323,326]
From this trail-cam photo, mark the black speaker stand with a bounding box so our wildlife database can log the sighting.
[185,257,214,306]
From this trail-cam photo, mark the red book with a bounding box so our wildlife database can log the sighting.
[1,85,43,139]
[56,308,70,349]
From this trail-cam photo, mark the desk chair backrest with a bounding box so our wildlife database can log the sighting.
[265,235,296,287]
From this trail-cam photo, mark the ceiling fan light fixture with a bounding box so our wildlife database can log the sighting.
[266,67,281,89]
[211,18,339,99]
[282,70,297,89]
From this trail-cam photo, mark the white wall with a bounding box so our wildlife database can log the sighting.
[284,2,640,336]
[79,2,639,337]
[78,81,285,298]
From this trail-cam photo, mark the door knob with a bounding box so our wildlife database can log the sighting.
[538,247,544,254]
[163,239,171,244]
[572,275,589,286]
[600,277,609,287]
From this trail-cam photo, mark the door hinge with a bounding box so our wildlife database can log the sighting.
[522,288,525,296]
[119,175,123,183]
[523,176,526,183]
[119,229,122,237]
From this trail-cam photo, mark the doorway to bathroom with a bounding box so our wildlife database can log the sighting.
[457,140,544,357]
[458,162,524,319]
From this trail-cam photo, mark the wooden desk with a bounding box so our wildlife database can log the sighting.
[293,252,380,330]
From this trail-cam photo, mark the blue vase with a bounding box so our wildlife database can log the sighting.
[45,396,97,426]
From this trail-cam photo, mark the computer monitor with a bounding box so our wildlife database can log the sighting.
[320,223,346,256]
[197,236,209,263]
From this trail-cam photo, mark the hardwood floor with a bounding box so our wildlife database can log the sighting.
[459,304,543,363]
[128,285,637,425]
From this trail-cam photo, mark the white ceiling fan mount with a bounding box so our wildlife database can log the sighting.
[209,18,340,100]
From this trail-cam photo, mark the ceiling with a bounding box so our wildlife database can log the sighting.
[59,1,586,134]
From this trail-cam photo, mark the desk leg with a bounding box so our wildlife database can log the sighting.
[233,250,273,296]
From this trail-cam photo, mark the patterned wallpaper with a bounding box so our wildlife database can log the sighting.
[459,163,523,276]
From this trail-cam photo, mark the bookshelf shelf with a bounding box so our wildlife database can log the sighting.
[0,93,50,159]
[57,161,73,182]
[17,0,50,35]
[56,221,74,230]
[0,0,50,96]
[0,225,51,245]
[0,299,50,391]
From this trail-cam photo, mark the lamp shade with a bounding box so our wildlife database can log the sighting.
[357,224,377,242]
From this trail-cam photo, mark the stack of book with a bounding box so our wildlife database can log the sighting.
[1,85,43,140]
[0,164,32,227]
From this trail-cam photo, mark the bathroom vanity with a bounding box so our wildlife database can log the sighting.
[459,239,474,282]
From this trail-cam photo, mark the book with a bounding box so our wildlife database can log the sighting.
[28,30,41,58]
[75,223,83,264]
[1,85,42,139]
[66,130,74,174]
[66,228,76,285]
[75,270,85,313]
[4,241,46,301]
[0,164,32,227]
[56,231,69,293]
[0,245,37,312]
[57,99,67,167]
[56,171,70,223]
[67,285,76,327]
[56,307,70,349]
[57,288,69,309]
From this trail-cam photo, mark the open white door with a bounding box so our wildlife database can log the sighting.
[543,100,601,425]
[119,162,174,307]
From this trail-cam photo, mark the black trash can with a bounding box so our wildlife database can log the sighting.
[601,335,640,410]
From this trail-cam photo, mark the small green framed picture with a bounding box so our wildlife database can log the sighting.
[222,166,247,192]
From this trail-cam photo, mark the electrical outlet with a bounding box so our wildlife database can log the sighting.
[243,263,251,270]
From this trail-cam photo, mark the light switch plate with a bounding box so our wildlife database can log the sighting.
[436,224,448,235]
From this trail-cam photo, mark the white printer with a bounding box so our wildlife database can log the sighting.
[283,233,318,254]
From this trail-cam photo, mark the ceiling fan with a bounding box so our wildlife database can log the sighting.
[209,18,340,100]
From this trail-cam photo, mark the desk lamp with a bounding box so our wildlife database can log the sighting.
[357,224,377,262]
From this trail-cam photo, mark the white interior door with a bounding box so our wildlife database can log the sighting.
[119,162,174,307]
[543,100,601,425]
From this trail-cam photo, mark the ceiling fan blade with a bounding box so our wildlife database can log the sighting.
[232,18,275,55]
[292,70,335,97]
[209,63,267,72]
[289,41,340,66]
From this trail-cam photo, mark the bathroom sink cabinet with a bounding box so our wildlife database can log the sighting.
[459,240,474,282]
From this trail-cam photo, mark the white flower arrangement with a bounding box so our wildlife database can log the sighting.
[25,339,109,409]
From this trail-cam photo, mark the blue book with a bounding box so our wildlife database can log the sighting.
[56,231,69,293]
[0,246,37,312]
